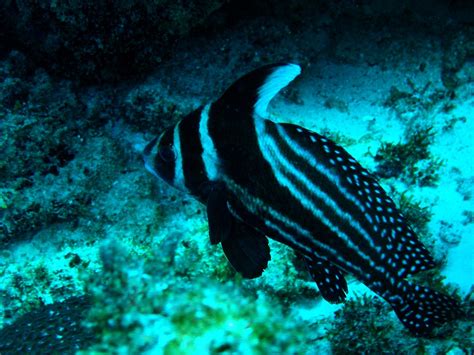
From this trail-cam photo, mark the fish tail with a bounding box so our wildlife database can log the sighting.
[388,280,463,336]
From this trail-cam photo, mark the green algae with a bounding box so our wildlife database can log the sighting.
[83,238,312,354]
[383,78,456,135]
[374,127,443,187]
[328,295,415,354]
[394,191,433,237]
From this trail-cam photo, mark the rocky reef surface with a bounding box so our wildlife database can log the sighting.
[0,1,473,353]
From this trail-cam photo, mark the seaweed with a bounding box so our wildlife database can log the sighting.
[319,128,357,146]
[383,79,455,131]
[374,128,443,187]
[327,294,418,354]
[394,191,433,237]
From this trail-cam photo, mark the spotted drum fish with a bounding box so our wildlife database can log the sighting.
[143,63,462,335]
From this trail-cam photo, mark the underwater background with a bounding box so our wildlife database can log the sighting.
[0,0,473,353]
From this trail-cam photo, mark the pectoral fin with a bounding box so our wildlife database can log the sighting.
[207,183,233,245]
[221,221,270,279]
[206,186,271,278]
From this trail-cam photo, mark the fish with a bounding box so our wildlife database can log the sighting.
[0,296,95,353]
[143,63,463,336]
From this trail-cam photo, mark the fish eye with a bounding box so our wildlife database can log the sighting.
[159,145,176,162]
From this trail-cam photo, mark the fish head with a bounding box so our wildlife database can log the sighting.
[143,105,217,198]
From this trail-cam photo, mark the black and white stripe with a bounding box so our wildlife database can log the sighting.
[172,120,186,192]
[253,118,383,279]
[223,175,366,277]
[144,63,462,336]
[146,63,430,284]
[199,104,220,181]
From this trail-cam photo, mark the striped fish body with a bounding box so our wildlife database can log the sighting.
[144,63,462,336]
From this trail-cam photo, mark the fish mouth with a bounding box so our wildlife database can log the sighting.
[144,160,160,178]
[143,136,160,178]
[143,136,159,157]
[143,152,161,179]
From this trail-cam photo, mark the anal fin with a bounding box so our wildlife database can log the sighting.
[302,254,348,304]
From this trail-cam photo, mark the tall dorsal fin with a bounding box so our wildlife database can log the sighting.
[214,63,301,118]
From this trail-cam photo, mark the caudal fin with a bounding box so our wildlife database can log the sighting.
[389,281,463,336]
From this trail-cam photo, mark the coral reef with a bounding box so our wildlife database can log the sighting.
[82,238,313,353]
[121,85,190,134]
[0,49,192,244]
[0,133,126,244]
[0,0,225,83]
[441,28,474,90]
[0,1,472,353]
